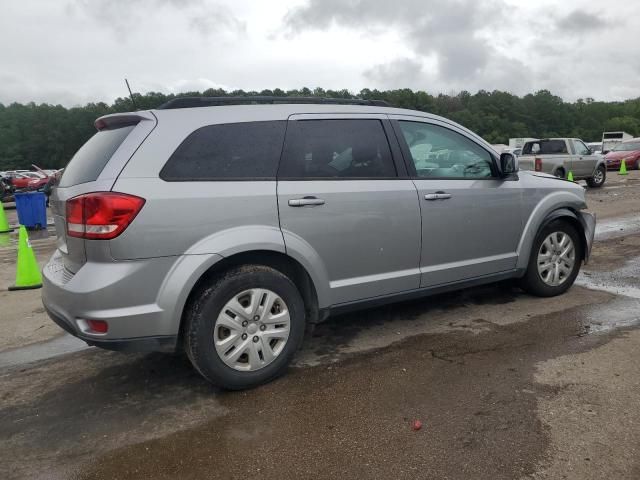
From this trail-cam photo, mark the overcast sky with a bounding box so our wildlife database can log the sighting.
[1,0,638,106]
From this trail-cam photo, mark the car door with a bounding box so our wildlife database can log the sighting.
[572,139,596,177]
[390,116,524,287]
[277,115,422,306]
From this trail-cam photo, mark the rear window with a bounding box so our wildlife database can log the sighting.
[59,125,135,187]
[160,121,286,181]
[522,140,568,155]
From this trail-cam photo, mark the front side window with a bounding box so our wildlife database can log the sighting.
[398,121,494,179]
[160,121,286,180]
[278,119,397,179]
[573,140,590,155]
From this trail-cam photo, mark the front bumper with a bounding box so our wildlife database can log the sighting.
[578,211,596,262]
[41,250,180,352]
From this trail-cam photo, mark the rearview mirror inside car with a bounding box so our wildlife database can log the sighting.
[500,152,518,175]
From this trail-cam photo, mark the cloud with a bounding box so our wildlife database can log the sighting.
[70,0,245,39]
[283,0,513,85]
[556,10,609,32]
[364,58,426,89]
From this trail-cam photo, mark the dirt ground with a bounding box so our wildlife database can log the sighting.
[1,170,640,479]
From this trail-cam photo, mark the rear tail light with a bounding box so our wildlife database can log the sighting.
[66,192,145,240]
[534,157,542,172]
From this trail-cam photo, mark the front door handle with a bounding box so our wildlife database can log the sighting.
[288,196,325,207]
[424,192,452,201]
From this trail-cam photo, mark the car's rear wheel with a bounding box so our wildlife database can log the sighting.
[586,165,606,188]
[519,221,582,297]
[553,168,565,179]
[184,265,306,390]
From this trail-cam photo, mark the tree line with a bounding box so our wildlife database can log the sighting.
[1,87,639,171]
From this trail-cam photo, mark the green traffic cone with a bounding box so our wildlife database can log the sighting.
[8,225,42,291]
[567,171,574,182]
[619,158,628,176]
[0,201,12,233]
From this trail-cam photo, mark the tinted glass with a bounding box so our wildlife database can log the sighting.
[522,140,568,155]
[279,120,396,178]
[398,121,494,179]
[161,121,286,180]
[59,125,135,187]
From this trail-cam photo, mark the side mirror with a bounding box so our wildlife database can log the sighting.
[500,152,518,175]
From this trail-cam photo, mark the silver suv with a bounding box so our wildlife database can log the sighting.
[42,97,595,389]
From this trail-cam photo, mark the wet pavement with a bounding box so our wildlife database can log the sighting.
[2,180,640,479]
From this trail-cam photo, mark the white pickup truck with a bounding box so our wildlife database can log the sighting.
[519,138,607,188]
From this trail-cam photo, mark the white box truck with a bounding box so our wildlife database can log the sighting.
[602,131,633,154]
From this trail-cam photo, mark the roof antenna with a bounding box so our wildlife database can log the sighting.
[125,78,137,110]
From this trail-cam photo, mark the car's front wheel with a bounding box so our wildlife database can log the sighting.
[519,221,583,297]
[184,265,306,390]
[586,165,606,188]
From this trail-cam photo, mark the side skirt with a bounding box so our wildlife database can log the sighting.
[324,269,523,318]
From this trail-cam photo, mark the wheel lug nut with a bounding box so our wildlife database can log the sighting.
[260,324,266,331]
[241,333,247,340]
[253,336,259,343]
[253,315,260,321]
[242,321,248,327]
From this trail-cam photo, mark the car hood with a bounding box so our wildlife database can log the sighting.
[605,150,640,160]
[523,170,559,180]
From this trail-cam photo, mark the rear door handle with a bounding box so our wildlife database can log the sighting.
[424,192,452,200]
[288,196,325,207]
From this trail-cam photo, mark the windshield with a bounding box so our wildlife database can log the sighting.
[612,142,640,152]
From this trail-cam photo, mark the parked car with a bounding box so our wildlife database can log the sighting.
[519,138,607,187]
[2,171,50,190]
[604,138,640,170]
[0,176,16,202]
[42,97,596,390]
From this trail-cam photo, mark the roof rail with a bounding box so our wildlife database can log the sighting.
[157,96,391,110]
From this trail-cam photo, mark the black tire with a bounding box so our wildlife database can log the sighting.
[184,265,306,390]
[519,220,583,297]
[553,168,565,179]
[586,165,606,188]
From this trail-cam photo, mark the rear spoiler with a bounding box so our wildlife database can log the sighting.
[94,111,156,131]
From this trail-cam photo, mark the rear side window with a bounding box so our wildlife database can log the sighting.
[160,121,286,181]
[278,120,397,178]
[522,140,568,155]
[59,125,135,187]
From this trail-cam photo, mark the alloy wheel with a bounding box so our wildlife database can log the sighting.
[537,232,576,286]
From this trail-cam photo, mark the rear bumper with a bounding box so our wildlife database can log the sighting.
[44,304,176,352]
[41,250,182,352]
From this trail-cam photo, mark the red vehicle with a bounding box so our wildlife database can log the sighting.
[2,171,50,190]
[604,138,640,170]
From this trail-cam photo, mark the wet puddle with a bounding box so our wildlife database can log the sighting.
[595,215,640,240]
[0,334,89,369]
